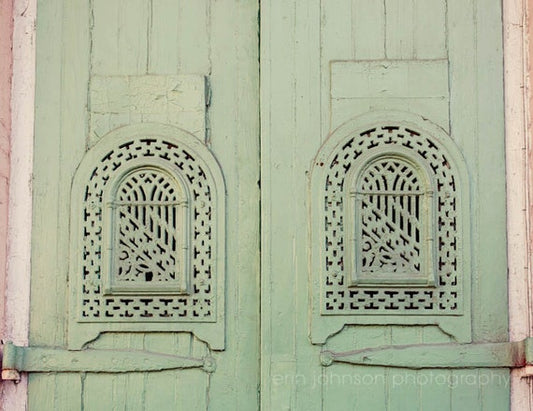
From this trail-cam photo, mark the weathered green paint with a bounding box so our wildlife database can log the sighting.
[29,0,507,409]
[31,0,259,409]
[260,0,507,410]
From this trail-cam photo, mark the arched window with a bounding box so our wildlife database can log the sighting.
[310,112,472,344]
[105,166,189,294]
[69,124,226,350]
[347,154,435,286]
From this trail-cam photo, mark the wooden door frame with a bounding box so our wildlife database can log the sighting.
[505,0,533,408]
[0,0,532,409]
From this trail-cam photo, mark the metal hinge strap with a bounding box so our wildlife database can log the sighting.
[1,342,215,381]
[320,337,533,369]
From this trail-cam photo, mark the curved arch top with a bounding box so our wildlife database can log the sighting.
[357,156,425,193]
[114,166,186,203]
[311,110,469,188]
[73,123,226,198]
[68,123,226,350]
[310,111,472,344]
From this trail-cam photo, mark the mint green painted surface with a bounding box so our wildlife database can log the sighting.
[260,1,507,411]
[30,0,507,410]
[31,0,259,409]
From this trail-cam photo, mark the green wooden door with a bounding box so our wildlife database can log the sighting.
[28,0,260,409]
[23,0,509,410]
[260,0,509,410]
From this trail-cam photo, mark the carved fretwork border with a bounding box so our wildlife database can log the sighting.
[310,112,472,344]
[68,123,226,350]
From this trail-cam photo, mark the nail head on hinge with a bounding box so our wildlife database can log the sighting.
[202,357,216,373]
[320,351,334,367]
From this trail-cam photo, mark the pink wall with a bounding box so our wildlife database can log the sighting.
[0,1,13,334]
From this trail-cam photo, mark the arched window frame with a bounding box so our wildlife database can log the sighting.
[101,159,191,295]
[310,111,472,345]
[345,149,437,287]
[68,123,226,350]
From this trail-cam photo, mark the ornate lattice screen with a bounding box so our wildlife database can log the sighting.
[69,124,225,350]
[310,113,471,344]
[348,156,435,286]
[106,167,189,294]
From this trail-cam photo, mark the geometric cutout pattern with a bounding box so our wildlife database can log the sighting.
[80,138,215,321]
[323,125,461,314]
[358,158,424,277]
[111,168,187,290]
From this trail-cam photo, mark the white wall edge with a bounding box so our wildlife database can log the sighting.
[3,0,37,409]
[503,0,533,408]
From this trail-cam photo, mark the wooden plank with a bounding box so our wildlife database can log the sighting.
[90,0,120,74]
[122,335,146,411]
[324,327,390,410]
[178,335,209,410]
[55,0,91,348]
[353,327,389,411]
[174,0,210,74]
[85,334,136,410]
[322,0,353,60]
[473,0,508,343]
[117,0,149,74]
[260,0,323,409]
[208,0,260,409]
[88,74,207,140]
[450,370,482,410]
[83,373,116,411]
[385,0,415,59]
[259,2,274,409]
[30,0,63,348]
[330,96,449,132]
[480,369,511,411]
[83,336,122,411]
[149,0,210,74]
[28,375,58,411]
[54,375,83,410]
[419,327,453,410]
[291,2,323,409]
[145,334,208,410]
[263,0,298,366]
[331,60,449,99]
[323,327,362,411]
[321,0,352,135]
[413,0,447,59]
[351,0,386,59]
[148,0,181,74]
[29,1,86,408]
[91,0,149,75]
[388,328,421,410]
[145,334,180,410]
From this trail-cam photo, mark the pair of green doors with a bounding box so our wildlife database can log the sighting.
[26,0,510,409]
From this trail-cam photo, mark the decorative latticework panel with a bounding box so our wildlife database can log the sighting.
[77,133,218,323]
[321,124,461,315]
[352,157,433,284]
[109,168,188,292]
